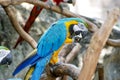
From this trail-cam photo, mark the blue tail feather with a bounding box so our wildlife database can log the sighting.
[31,64,45,80]
[31,53,52,80]
[13,54,39,76]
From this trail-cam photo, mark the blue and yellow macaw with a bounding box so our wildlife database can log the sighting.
[13,18,88,80]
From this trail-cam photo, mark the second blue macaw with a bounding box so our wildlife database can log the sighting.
[13,18,88,80]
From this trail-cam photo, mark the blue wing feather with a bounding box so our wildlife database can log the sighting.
[37,22,67,57]
[13,53,39,76]
[31,53,52,80]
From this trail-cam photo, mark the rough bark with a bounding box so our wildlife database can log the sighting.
[78,8,120,80]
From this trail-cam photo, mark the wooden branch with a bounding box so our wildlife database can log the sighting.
[0,0,98,32]
[65,43,81,63]
[3,6,37,48]
[78,8,120,80]
[41,63,80,80]
[58,43,81,80]
[58,43,81,63]
[97,64,104,80]
[52,63,79,80]
[58,44,73,62]
[26,0,99,32]
[107,39,120,47]
[0,0,26,6]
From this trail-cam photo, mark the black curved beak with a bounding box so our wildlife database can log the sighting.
[74,33,82,42]
[74,36,81,42]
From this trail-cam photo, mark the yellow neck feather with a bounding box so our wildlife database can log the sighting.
[65,20,78,38]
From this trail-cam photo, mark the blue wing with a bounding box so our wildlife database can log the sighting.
[13,21,67,77]
[37,22,67,57]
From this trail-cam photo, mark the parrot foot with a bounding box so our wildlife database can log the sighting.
[53,62,62,66]
[49,62,63,77]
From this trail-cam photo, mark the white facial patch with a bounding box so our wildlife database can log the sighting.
[0,49,10,62]
[73,25,82,32]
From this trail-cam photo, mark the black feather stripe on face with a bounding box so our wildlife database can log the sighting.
[69,24,75,35]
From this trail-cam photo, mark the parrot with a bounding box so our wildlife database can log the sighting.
[13,0,76,48]
[0,46,12,65]
[13,18,88,80]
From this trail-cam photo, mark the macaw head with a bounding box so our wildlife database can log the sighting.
[0,46,12,65]
[63,0,76,5]
[69,22,88,42]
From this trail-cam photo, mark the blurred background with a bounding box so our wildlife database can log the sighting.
[0,0,120,80]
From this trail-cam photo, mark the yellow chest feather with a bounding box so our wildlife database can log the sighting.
[50,20,78,64]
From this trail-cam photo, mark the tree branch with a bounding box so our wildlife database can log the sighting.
[78,8,120,80]
[65,43,81,63]
[0,0,98,32]
[40,63,80,80]
[3,6,37,48]
[55,43,81,80]
[58,43,81,63]
[107,39,120,47]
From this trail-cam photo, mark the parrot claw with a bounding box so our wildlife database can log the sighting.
[49,62,63,77]
[53,62,62,66]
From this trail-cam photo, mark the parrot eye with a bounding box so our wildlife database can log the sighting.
[75,31,82,35]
